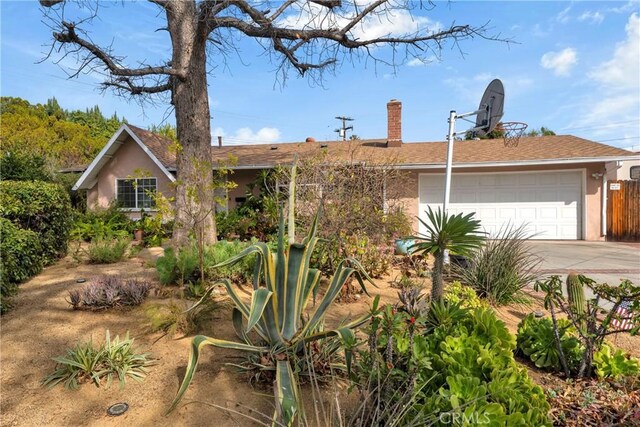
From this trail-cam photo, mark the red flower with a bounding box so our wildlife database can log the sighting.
[409,316,416,324]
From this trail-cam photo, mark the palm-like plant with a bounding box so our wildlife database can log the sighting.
[168,211,376,425]
[410,207,485,301]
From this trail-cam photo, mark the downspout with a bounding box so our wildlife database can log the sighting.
[601,174,607,238]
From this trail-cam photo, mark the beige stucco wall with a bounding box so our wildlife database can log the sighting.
[86,135,175,219]
[606,158,640,181]
[388,163,607,241]
[226,169,260,209]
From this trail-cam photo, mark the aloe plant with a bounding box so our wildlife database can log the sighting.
[168,209,376,425]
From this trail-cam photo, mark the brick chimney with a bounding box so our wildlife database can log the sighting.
[387,99,402,147]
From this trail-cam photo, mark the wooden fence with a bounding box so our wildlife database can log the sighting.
[607,180,640,241]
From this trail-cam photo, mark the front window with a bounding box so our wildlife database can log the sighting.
[116,178,157,209]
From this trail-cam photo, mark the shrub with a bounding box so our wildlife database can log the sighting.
[516,313,583,372]
[352,302,551,425]
[86,238,129,264]
[145,299,228,338]
[71,203,132,242]
[204,240,255,283]
[155,246,199,285]
[42,331,153,390]
[0,218,43,313]
[535,275,640,378]
[156,241,255,286]
[593,344,640,379]
[454,224,540,305]
[0,151,52,181]
[340,233,394,278]
[68,276,150,310]
[312,232,394,278]
[0,180,72,264]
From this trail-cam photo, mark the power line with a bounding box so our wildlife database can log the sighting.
[334,116,354,141]
[595,136,640,143]
[561,119,640,132]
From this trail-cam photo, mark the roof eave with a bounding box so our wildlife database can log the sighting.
[393,155,640,170]
[72,124,176,191]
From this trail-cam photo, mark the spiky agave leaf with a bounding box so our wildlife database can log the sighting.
[167,335,268,414]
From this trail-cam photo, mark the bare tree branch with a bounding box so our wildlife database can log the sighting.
[52,21,185,80]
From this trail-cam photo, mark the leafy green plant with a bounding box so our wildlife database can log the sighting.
[516,313,583,372]
[454,224,540,305]
[71,204,132,242]
[42,331,152,390]
[351,301,551,426]
[593,344,640,379]
[68,276,150,310]
[443,281,485,309]
[203,240,255,284]
[0,180,72,264]
[411,207,485,301]
[86,238,129,264]
[155,246,199,285]
[0,218,43,313]
[156,241,255,286]
[168,211,375,425]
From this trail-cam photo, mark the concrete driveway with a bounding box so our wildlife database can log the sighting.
[527,241,640,286]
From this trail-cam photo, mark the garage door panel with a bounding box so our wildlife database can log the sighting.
[419,171,582,240]
[518,190,537,202]
[517,174,537,186]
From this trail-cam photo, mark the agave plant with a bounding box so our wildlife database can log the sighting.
[168,211,377,425]
[410,207,485,301]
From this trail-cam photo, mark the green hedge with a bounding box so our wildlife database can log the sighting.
[0,180,72,264]
[0,218,43,313]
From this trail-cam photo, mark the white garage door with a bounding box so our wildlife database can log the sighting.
[418,171,583,240]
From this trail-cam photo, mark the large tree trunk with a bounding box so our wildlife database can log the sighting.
[167,2,216,248]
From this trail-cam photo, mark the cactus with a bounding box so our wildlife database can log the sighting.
[566,273,586,327]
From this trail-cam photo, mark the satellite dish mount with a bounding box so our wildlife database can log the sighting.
[443,79,505,212]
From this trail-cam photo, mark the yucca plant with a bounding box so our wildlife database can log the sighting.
[410,207,485,301]
[168,209,376,425]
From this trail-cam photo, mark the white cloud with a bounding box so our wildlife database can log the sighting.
[556,6,572,23]
[212,127,281,145]
[578,11,605,24]
[406,56,438,67]
[279,3,442,41]
[607,0,638,14]
[540,48,578,76]
[564,14,640,143]
[588,13,639,91]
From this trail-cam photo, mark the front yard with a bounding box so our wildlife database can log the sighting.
[1,249,638,426]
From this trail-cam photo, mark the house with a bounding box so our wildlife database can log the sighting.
[73,101,639,241]
[605,145,640,181]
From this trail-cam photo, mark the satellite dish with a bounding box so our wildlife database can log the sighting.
[474,79,505,137]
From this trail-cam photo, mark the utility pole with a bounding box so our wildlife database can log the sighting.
[334,116,354,141]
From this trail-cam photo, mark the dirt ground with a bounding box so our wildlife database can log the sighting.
[1,252,638,426]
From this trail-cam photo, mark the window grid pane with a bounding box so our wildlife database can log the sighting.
[117,179,136,208]
[136,178,157,209]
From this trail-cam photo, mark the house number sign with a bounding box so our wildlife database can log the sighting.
[609,183,621,190]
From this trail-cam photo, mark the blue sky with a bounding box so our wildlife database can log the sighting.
[1,1,639,148]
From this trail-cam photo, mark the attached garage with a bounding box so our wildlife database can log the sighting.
[418,170,584,240]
